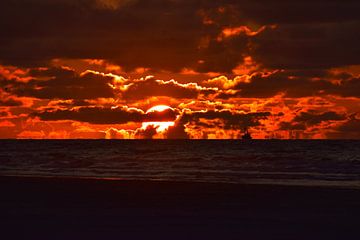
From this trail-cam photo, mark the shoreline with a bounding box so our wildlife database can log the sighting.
[1,173,359,189]
[1,175,359,239]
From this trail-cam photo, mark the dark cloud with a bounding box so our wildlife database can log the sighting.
[253,21,360,70]
[210,1,360,25]
[55,100,92,108]
[217,70,360,98]
[0,111,8,117]
[145,108,178,122]
[279,122,306,131]
[1,1,358,72]
[0,98,22,107]
[200,1,360,71]
[180,110,270,129]
[35,106,177,124]
[135,125,158,139]
[294,111,346,126]
[163,109,270,139]
[166,123,189,139]
[196,30,251,73]
[334,116,360,139]
[279,110,346,131]
[1,67,115,100]
[121,77,215,100]
[0,0,208,70]
[36,107,142,124]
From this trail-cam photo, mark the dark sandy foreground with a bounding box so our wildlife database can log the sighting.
[1,176,359,240]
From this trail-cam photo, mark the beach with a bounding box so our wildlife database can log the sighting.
[1,176,359,240]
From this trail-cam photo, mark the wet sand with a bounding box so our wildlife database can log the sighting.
[1,176,359,239]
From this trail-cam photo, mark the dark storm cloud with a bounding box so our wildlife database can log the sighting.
[35,106,177,124]
[1,0,359,72]
[1,67,115,100]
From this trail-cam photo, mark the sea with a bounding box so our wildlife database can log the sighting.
[0,140,359,188]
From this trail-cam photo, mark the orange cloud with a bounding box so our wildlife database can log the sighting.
[0,120,15,127]
[1,59,360,139]
[217,25,269,41]
[0,65,31,82]
[17,130,46,139]
[203,75,251,89]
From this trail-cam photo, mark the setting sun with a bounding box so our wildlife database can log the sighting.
[146,105,172,114]
[142,105,175,133]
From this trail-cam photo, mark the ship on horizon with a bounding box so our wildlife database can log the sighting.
[241,128,252,140]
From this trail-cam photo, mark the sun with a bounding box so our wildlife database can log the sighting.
[146,105,172,113]
[142,105,175,133]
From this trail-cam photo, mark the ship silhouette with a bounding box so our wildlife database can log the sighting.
[241,128,252,140]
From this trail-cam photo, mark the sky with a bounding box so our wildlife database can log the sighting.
[0,0,359,139]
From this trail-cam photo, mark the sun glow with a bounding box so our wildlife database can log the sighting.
[146,105,172,113]
[141,121,175,132]
[142,105,175,133]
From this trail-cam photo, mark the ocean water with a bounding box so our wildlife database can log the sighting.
[0,140,359,188]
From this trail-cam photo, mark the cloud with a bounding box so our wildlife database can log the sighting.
[0,0,359,139]
[334,114,360,139]
[293,111,346,126]
[120,76,217,100]
[35,106,178,124]
[145,107,178,121]
[166,123,189,139]
[105,127,133,139]
[203,75,251,89]
[183,110,270,129]
[0,98,22,107]
[95,0,137,10]
[0,111,8,117]
[17,130,46,139]
[217,25,268,41]
[216,70,360,98]
[253,21,360,70]
[0,0,208,71]
[1,67,116,100]
[0,120,16,127]
[164,109,270,139]
[279,110,346,133]
[135,125,158,139]
[1,1,359,72]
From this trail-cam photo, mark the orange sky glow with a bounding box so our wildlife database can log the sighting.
[0,1,359,139]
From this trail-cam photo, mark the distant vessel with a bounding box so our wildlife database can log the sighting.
[242,128,252,140]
